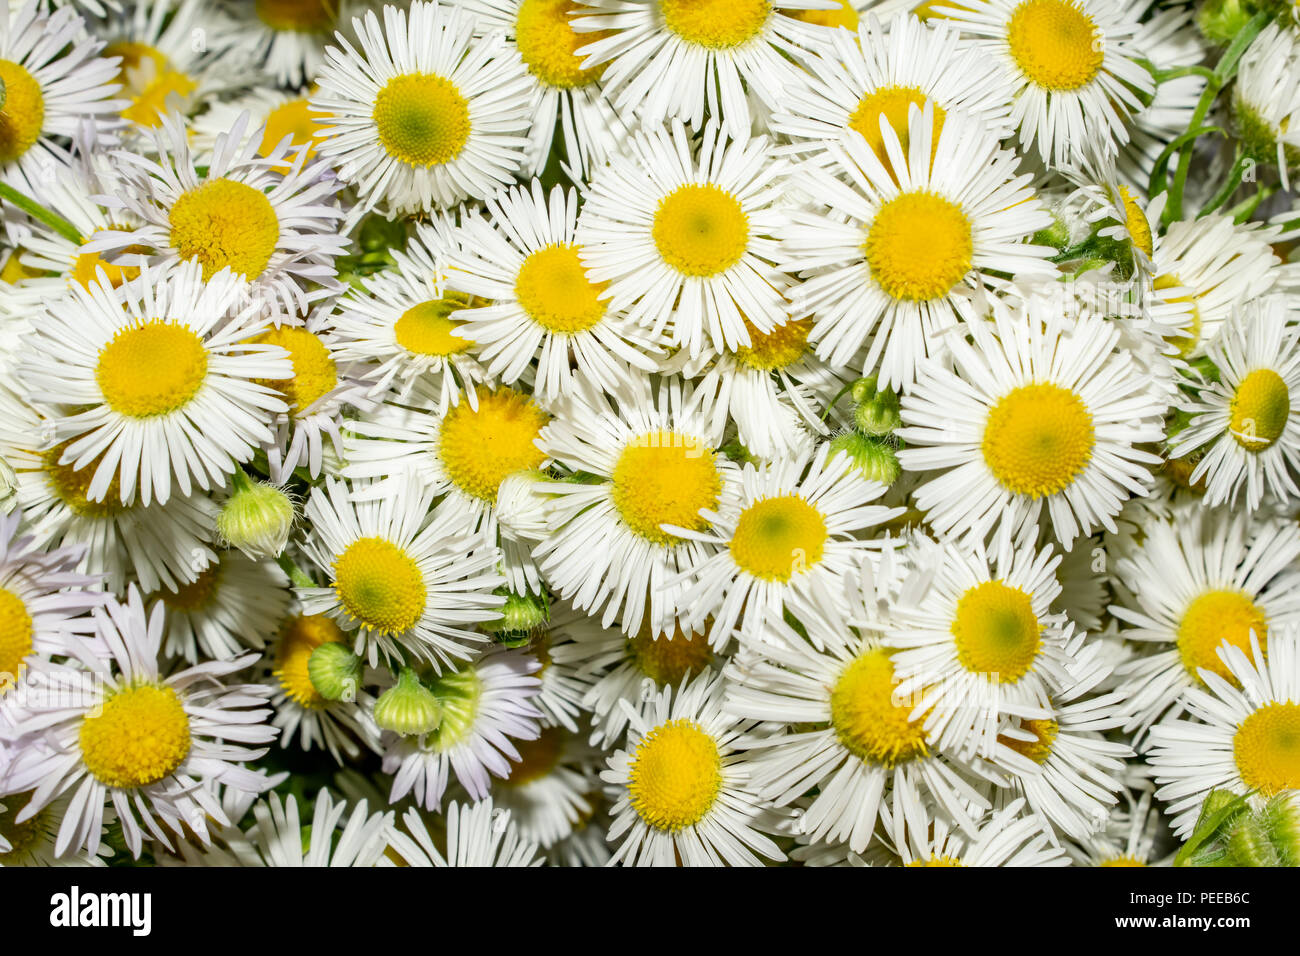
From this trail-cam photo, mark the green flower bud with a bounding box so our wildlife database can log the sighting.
[1259,792,1300,866]
[1031,215,1071,251]
[1195,0,1257,46]
[482,587,550,647]
[307,643,363,703]
[217,470,295,559]
[372,668,442,736]
[848,376,901,437]
[829,432,900,487]
[1223,814,1280,867]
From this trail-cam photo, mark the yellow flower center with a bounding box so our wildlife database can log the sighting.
[96,320,209,419]
[1119,186,1153,258]
[260,98,325,162]
[1154,273,1202,357]
[907,855,964,866]
[729,494,828,581]
[394,296,476,356]
[159,561,221,614]
[0,588,33,693]
[1007,0,1104,92]
[652,184,749,278]
[627,718,722,831]
[40,444,126,518]
[504,725,565,785]
[865,191,972,301]
[1177,589,1268,685]
[830,648,929,766]
[516,0,607,88]
[72,240,149,291]
[169,178,280,282]
[274,613,346,709]
[515,243,608,334]
[734,317,811,371]
[1229,368,1290,452]
[0,797,46,862]
[438,388,549,502]
[373,73,471,168]
[785,0,858,29]
[660,0,771,49]
[253,326,337,414]
[848,86,946,175]
[0,60,45,163]
[982,383,1095,498]
[628,624,713,686]
[255,0,335,31]
[1,248,42,284]
[106,42,196,128]
[333,536,427,635]
[79,684,191,788]
[1234,702,1300,797]
[999,716,1059,764]
[950,580,1042,681]
[610,430,722,545]
[1099,855,1146,867]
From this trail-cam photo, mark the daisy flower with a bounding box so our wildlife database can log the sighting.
[1235,22,1300,189]
[461,0,630,180]
[0,1,122,195]
[534,376,736,636]
[450,180,663,400]
[388,798,543,867]
[0,792,111,866]
[221,0,363,88]
[781,104,1054,390]
[897,290,1168,547]
[602,673,786,867]
[1147,631,1300,838]
[569,0,838,141]
[0,588,276,858]
[379,646,542,810]
[576,120,794,357]
[311,0,535,215]
[191,86,329,166]
[936,0,1155,167]
[493,725,603,848]
[298,475,506,669]
[15,260,292,507]
[1109,504,1300,738]
[1065,785,1173,866]
[93,111,348,320]
[887,797,1068,866]
[1172,297,1300,511]
[670,443,902,645]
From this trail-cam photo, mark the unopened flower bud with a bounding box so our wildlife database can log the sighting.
[482,587,550,647]
[307,643,362,703]
[849,376,901,437]
[217,470,295,559]
[829,432,900,487]
[372,667,442,737]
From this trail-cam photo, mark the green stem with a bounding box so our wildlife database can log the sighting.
[1153,64,1216,84]
[276,554,316,590]
[0,182,82,244]
[1197,151,1249,218]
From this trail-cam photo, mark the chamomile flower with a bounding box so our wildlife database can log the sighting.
[937,0,1155,167]
[388,797,543,866]
[299,475,506,669]
[781,104,1054,389]
[0,588,276,858]
[1109,505,1300,738]
[191,86,329,165]
[95,111,348,320]
[569,0,837,141]
[461,0,629,180]
[0,1,122,195]
[671,443,901,644]
[602,673,786,867]
[15,260,292,507]
[897,291,1168,547]
[450,180,663,400]
[494,725,603,848]
[0,792,110,866]
[534,376,736,636]
[577,120,793,357]
[887,797,1068,866]
[311,0,535,215]
[1235,23,1300,189]
[883,534,1079,759]
[379,646,542,809]
[1148,631,1300,838]
[1172,298,1300,511]
[146,550,291,663]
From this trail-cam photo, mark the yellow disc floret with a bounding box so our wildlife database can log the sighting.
[786,0,858,29]
[0,588,33,692]
[1118,185,1153,258]
[79,684,191,788]
[1000,716,1059,764]
[734,317,811,371]
[729,494,827,581]
[1229,368,1290,452]
[159,561,221,614]
[1177,589,1268,685]
[982,383,1095,498]
[1234,702,1300,796]
[515,243,608,334]
[40,444,126,518]
[253,326,337,413]
[260,98,325,162]
[97,320,209,418]
[333,536,427,634]
[866,191,972,302]
[274,613,346,709]
[661,0,770,49]
[373,73,471,167]
[652,184,749,278]
[830,648,929,766]
[394,296,476,356]
[1007,0,1104,92]
[169,179,280,281]
[516,0,607,88]
[255,0,335,31]
[438,388,549,502]
[848,86,946,174]
[628,624,713,686]
[504,725,565,786]
[610,431,722,545]
[0,60,45,163]
[950,580,1042,681]
[627,718,722,831]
